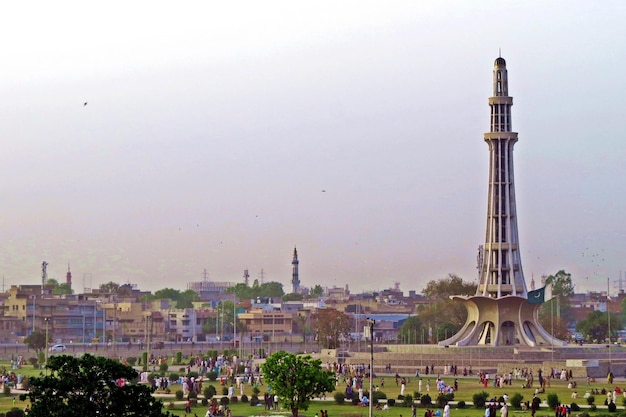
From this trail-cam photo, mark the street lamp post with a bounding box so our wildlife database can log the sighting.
[367,318,375,417]
[44,317,50,367]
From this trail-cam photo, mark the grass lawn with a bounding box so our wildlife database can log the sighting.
[1,362,622,416]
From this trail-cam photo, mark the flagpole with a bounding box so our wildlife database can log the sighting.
[606,278,611,372]
[551,295,554,362]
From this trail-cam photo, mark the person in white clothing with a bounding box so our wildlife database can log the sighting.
[443,403,450,417]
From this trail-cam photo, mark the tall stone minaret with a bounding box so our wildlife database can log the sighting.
[478,56,527,299]
[291,247,300,294]
[440,57,564,347]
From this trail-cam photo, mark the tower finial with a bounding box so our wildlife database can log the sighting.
[499,48,501,58]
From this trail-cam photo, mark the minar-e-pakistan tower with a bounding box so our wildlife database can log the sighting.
[441,57,565,347]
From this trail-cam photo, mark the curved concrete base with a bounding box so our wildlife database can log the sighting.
[438,295,566,347]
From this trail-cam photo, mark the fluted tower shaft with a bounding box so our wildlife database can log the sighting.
[479,57,527,298]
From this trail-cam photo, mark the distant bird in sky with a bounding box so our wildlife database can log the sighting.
[83,102,88,106]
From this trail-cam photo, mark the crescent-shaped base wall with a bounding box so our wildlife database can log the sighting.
[438,296,567,347]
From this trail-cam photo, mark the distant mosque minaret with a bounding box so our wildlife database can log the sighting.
[291,247,300,294]
[66,263,72,288]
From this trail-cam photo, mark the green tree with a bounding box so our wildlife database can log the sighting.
[226,281,284,300]
[541,270,575,325]
[261,352,335,417]
[24,331,47,353]
[99,281,120,293]
[576,310,623,343]
[309,285,324,298]
[152,288,199,309]
[20,354,169,417]
[45,279,73,295]
[422,274,477,300]
[311,308,351,349]
[283,293,304,302]
[398,316,424,344]
[419,274,477,343]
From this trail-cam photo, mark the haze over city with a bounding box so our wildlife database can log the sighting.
[1,1,624,295]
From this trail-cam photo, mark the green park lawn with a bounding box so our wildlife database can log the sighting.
[0,362,621,417]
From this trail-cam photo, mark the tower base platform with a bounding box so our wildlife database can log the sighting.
[439,295,567,347]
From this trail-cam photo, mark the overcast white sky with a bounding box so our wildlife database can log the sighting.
[1,1,624,295]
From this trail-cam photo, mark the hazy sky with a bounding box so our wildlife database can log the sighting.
[1,1,625,295]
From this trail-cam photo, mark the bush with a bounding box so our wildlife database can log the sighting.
[169,373,179,383]
[241,394,249,403]
[511,393,524,409]
[204,385,216,399]
[230,396,238,404]
[457,401,466,409]
[547,393,560,410]
[6,408,25,417]
[159,362,168,373]
[420,394,432,406]
[609,402,617,412]
[175,351,183,364]
[587,395,595,405]
[437,393,454,407]
[188,391,198,400]
[206,371,218,381]
[351,397,360,406]
[202,398,209,406]
[398,395,405,401]
[220,397,230,406]
[126,356,137,366]
[3,385,11,396]
[142,352,148,371]
[250,394,259,406]
[28,357,38,366]
[373,391,387,402]
[188,371,199,379]
[570,403,580,411]
[175,390,184,400]
[252,386,261,396]
[222,387,228,396]
[473,391,490,408]
[403,394,413,407]
[388,399,396,407]
[334,392,346,405]
[589,405,597,412]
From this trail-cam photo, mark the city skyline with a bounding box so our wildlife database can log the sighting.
[1,1,625,295]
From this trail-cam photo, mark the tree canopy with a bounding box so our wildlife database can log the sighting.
[261,351,335,417]
[418,274,476,343]
[311,308,351,349]
[422,274,476,300]
[24,330,46,353]
[576,310,623,343]
[46,279,73,295]
[20,354,169,417]
[540,270,575,326]
[226,281,285,300]
[146,288,200,309]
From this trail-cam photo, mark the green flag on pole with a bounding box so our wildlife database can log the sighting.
[528,286,546,304]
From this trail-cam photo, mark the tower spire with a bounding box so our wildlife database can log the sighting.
[291,246,300,294]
